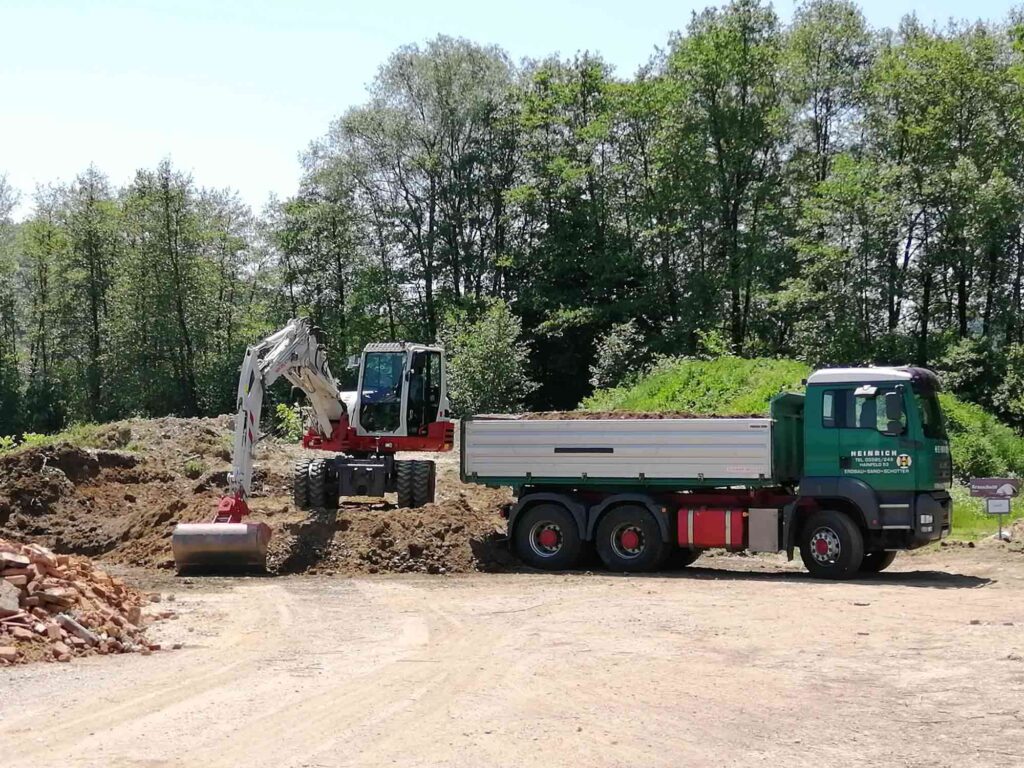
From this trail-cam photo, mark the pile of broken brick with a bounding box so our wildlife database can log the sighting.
[0,537,174,664]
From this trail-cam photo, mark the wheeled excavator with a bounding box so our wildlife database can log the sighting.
[171,318,454,572]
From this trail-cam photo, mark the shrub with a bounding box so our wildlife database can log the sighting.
[274,403,305,441]
[589,320,653,389]
[183,457,207,479]
[441,300,538,416]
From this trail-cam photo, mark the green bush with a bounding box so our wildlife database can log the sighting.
[183,457,207,479]
[940,393,1024,481]
[441,300,538,416]
[274,403,305,441]
[589,320,653,389]
[948,432,1006,481]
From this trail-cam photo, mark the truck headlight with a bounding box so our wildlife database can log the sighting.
[919,514,933,524]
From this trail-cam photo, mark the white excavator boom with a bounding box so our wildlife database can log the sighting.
[172,318,344,572]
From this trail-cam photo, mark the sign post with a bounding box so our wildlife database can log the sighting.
[971,478,1019,541]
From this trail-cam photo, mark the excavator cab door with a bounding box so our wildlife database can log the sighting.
[407,350,443,436]
[356,350,407,435]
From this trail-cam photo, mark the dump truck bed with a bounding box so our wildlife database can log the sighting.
[461,415,776,488]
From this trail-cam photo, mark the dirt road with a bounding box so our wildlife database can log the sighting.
[2,549,1023,768]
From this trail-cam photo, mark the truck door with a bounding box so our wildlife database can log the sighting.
[835,385,913,492]
[804,387,841,476]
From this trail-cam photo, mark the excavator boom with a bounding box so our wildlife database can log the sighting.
[172,318,343,573]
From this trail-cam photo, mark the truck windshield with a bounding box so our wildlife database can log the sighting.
[914,390,947,440]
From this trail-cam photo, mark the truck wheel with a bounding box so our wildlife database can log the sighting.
[799,510,864,580]
[395,461,416,508]
[308,459,328,509]
[595,505,667,573]
[860,550,897,573]
[412,461,436,507]
[293,459,311,509]
[514,504,583,570]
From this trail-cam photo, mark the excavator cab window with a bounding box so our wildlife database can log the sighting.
[407,350,442,436]
[359,352,405,433]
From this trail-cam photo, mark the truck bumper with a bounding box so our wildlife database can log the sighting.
[908,491,952,547]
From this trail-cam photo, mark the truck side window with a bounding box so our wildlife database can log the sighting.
[823,389,864,428]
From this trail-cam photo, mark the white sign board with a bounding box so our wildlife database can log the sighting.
[987,497,1011,515]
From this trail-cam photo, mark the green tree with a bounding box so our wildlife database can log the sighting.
[442,300,537,415]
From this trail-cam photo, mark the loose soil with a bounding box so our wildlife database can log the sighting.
[0,417,511,576]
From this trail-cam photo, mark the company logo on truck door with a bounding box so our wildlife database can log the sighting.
[844,449,913,475]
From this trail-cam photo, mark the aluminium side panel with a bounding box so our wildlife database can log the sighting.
[462,417,773,484]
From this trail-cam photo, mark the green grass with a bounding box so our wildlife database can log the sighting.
[0,422,132,456]
[948,484,1023,539]
[584,355,1024,540]
[582,356,811,414]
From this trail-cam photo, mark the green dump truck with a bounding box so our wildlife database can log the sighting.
[461,366,953,579]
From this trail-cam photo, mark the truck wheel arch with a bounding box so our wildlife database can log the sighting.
[509,493,587,541]
[797,477,879,529]
[587,494,672,543]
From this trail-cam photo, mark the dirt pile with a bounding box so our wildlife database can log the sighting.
[0,537,170,664]
[267,495,511,575]
[517,411,764,420]
[0,416,514,575]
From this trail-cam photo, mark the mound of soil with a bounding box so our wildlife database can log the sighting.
[0,417,514,575]
[517,411,764,420]
[267,496,511,575]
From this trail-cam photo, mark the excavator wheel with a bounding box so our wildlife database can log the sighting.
[396,460,414,508]
[293,459,311,510]
[308,459,329,509]
[412,461,436,507]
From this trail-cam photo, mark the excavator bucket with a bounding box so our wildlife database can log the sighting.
[171,521,272,574]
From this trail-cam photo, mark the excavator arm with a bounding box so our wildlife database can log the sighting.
[172,318,344,572]
[227,318,344,501]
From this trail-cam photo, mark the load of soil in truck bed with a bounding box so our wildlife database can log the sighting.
[515,411,765,419]
[0,417,512,576]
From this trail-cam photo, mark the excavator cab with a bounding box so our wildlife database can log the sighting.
[354,343,447,438]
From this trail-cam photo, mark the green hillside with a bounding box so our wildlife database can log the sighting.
[584,356,1024,538]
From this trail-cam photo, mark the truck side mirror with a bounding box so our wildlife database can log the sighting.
[884,390,904,434]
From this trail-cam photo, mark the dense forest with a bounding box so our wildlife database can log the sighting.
[3,0,1024,436]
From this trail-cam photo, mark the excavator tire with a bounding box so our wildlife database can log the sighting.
[293,459,311,510]
[412,461,436,508]
[308,459,329,509]
[396,460,415,508]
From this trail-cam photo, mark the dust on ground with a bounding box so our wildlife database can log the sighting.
[0,417,511,576]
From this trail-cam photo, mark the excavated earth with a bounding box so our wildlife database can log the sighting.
[0,417,512,576]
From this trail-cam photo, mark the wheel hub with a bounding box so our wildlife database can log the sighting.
[611,524,644,559]
[529,522,563,557]
[809,527,841,564]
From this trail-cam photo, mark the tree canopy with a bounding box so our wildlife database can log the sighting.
[4,1,1024,432]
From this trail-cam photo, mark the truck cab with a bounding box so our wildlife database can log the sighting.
[799,367,952,551]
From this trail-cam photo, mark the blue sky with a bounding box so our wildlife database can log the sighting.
[1,0,1016,217]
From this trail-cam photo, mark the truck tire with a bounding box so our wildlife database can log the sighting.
[395,461,414,508]
[514,504,583,571]
[412,461,436,507]
[293,459,311,509]
[860,550,897,573]
[799,510,864,580]
[308,459,328,509]
[595,505,667,573]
